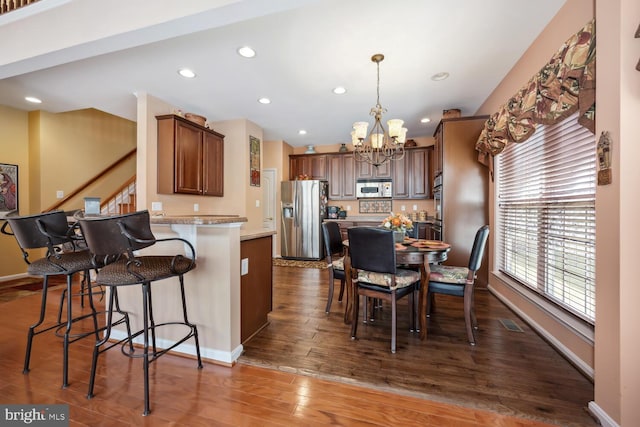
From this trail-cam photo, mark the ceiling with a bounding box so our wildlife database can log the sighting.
[0,0,565,147]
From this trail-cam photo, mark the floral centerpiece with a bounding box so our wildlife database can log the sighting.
[381,213,413,242]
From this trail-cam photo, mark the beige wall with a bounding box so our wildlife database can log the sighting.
[33,109,136,210]
[0,106,30,278]
[0,107,136,278]
[476,0,640,424]
[595,0,640,425]
[136,93,265,230]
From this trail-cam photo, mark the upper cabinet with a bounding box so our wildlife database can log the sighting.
[289,154,327,180]
[290,147,433,200]
[327,153,356,200]
[156,114,225,196]
[355,157,391,180]
[392,147,433,199]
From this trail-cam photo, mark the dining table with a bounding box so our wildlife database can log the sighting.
[342,237,451,340]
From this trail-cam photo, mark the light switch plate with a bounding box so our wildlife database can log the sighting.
[56,190,64,199]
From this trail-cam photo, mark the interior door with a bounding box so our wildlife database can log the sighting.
[262,168,276,230]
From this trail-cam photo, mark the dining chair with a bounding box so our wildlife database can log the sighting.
[426,225,489,345]
[321,221,346,313]
[77,209,202,416]
[0,210,128,388]
[348,226,420,353]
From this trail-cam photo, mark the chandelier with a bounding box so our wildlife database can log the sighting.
[351,53,407,167]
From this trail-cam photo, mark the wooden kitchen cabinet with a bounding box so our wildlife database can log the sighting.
[241,235,273,343]
[289,154,327,180]
[434,115,489,285]
[392,147,433,199]
[355,157,391,180]
[327,153,356,200]
[156,114,224,196]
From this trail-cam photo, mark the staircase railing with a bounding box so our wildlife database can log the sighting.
[101,175,136,215]
[44,148,136,212]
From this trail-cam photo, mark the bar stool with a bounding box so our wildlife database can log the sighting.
[77,210,203,416]
[1,210,130,388]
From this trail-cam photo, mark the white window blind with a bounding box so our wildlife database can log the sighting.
[497,113,596,323]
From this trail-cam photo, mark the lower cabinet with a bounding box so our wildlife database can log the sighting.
[240,235,273,343]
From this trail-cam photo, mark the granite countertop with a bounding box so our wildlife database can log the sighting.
[150,215,247,225]
[240,228,276,241]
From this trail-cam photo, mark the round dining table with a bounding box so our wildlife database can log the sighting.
[342,238,450,340]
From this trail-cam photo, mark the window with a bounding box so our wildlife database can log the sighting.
[497,113,596,323]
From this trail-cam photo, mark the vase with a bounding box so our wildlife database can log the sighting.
[393,230,405,243]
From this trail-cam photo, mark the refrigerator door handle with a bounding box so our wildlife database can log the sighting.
[293,181,299,228]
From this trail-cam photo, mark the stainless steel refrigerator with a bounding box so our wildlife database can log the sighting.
[281,180,328,260]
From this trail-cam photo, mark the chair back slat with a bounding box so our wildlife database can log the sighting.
[78,210,155,257]
[468,225,490,272]
[347,226,396,274]
[4,210,69,250]
[322,221,343,258]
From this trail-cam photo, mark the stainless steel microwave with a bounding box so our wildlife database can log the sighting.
[356,179,392,198]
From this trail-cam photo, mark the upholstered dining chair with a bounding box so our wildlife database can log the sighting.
[321,221,346,313]
[77,209,202,416]
[347,226,421,353]
[0,210,127,388]
[426,225,490,345]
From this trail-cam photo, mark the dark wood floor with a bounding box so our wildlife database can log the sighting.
[240,266,597,427]
[0,270,595,426]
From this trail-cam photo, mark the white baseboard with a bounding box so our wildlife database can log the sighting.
[0,273,28,282]
[109,329,242,365]
[488,285,594,379]
[588,401,619,427]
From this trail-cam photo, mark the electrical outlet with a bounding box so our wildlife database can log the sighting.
[256,200,260,207]
[413,205,418,211]
[346,205,351,211]
[241,258,249,275]
[193,203,199,212]
[151,202,163,211]
[401,205,406,211]
[56,190,64,199]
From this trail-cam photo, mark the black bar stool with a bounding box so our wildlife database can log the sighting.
[77,209,203,416]
[1,210,130,388]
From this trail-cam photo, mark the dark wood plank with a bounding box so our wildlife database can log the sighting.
[240,266,597,427]
[0,273,592,426]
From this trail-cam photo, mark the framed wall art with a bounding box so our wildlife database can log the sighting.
[250,135,261,187]
[0,163,18,218]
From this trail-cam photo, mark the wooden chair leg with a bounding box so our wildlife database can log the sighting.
[464,288,476,345]
[325,272,335,314]
[350,287,360,339]
[391,291,397,353]
[338,279,345,302]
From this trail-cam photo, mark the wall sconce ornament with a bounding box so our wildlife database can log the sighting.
[597,130,612,185]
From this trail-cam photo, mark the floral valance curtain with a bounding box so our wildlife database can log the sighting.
[475,19,596,168]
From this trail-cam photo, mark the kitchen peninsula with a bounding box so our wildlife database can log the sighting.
[106,214,274,366]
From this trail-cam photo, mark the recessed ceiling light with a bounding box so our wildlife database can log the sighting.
[420,117,431,123]
[25,96,42,104]
[333,87,346,95]
[431,72,450,81]
[237,46,256,58]
[178,68,196,78]
[258,97,271,104]
[298,130,307,135]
